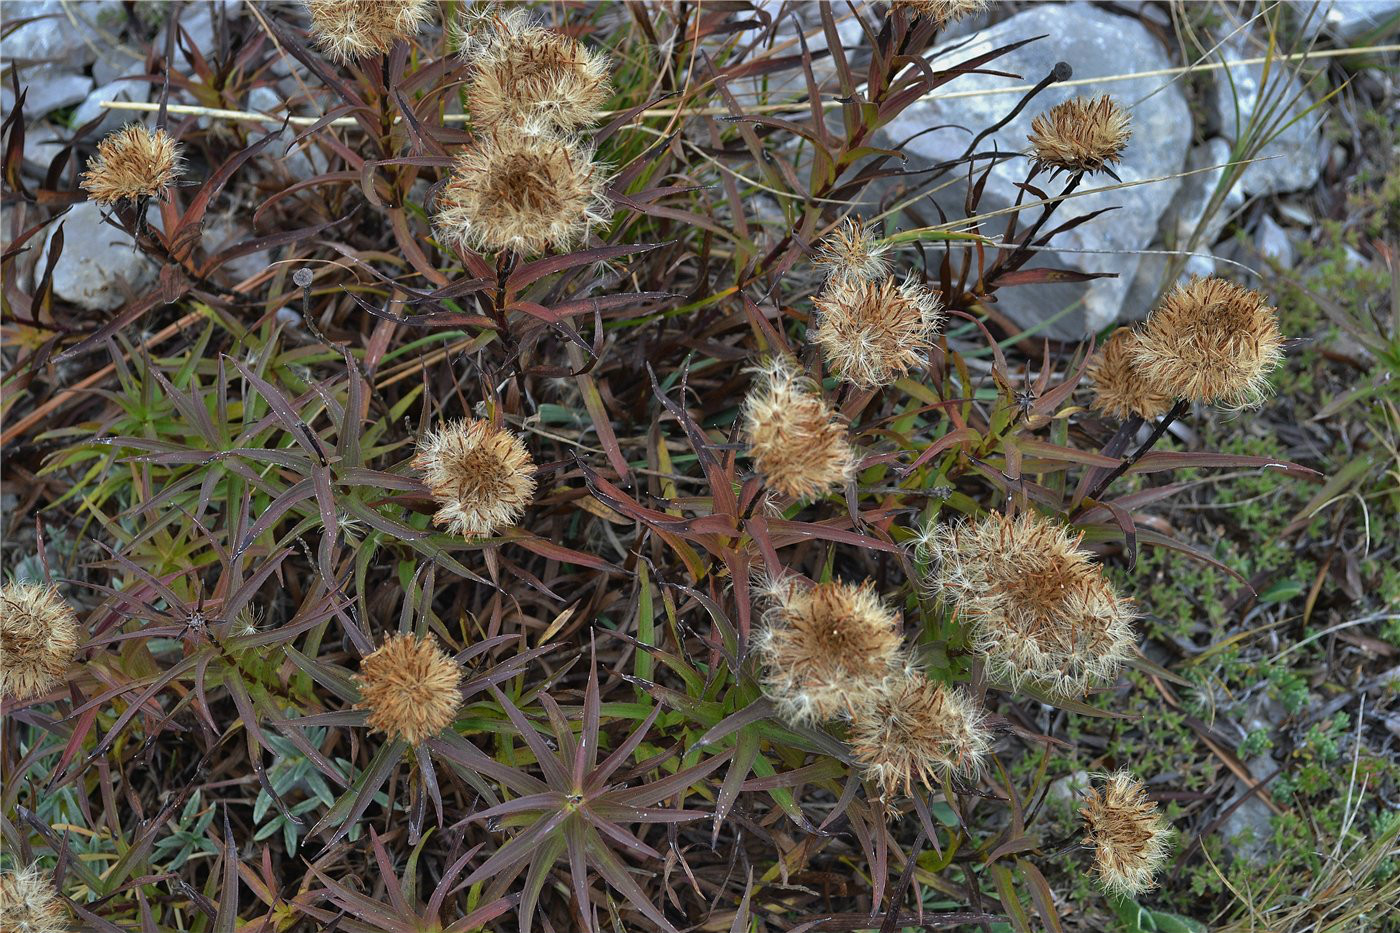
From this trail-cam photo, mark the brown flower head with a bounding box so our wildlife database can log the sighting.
[79,124,182,206]
[355,633,463,745]
[810,274,945,387]
[742,356,856,499]
[435,132,609,256]
[755,577,907,725]
[1080,771,1173,896]
[849,672,990,800]
[461,8,612,133]
[0,863,68,933]
[1027,95,1131,175]
[0,583,79,701]
[1132,276,1285,409]
[919,511,1135,698]
[1087,327,1173,421]
[413,418,537,538]
[814,218,891,284]
[892,0,989,27]
[306,0,433,63]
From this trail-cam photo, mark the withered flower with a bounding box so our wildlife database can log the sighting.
[463,8,612,133]
[892,0,989,27]
[742,356,856,499]
[413,418,537,539]
[1080,771,1173,896]
[79,124,182,206]
[814,218,891,284]
[849,672,989,800]
[919,511,1135,698]
[1132,276,1285,410]
[306,0,433,63]
[810,274,944,387]
[434,132,609,256]
[1027,95,1132,175]
[355,633,463,745]
[0,583,79,701]
[1087,327,1173,421]
[755,577,907,725]
[0,863,68,933]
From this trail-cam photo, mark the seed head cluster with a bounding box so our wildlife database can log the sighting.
[1132,276,1285,410]
[892,0,990,27]
[1,583,79,701]
[811,274,944,387]
[0,863,67,933]
[919,511,1135,698]
[435,132,609,256]
[741,356,856,500]
[306,0,433,63]
[1079,771,1173,896]
[814,218,891,284]
[462,8,612,134]
[1027,95,1132,175]
[413,418,537,539]
[79,124,182,206]
[849,672,989,800]
[355,633,463,746]
[755,577,907,725]
[1087,327,1173,421]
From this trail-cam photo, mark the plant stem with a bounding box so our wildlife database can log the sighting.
[1076,398,1189,513]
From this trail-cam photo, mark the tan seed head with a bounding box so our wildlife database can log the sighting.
[1027,95,1132,175]
[355,633,463,746]
[0,863,68,933]
[892,0,989,27]
[810,274,945,387]
[79,124,182,206]
[413,418,537,539]
[1,583,79,701]
[742,356,856,500]
[849,672,990,800]
[814,218,892,284]
[1080,771,1173,896]
[1087,327,1173,421]
[306,0,433,63]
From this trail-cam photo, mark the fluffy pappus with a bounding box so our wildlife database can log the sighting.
[813,218,892,284]
[354,633,464,746]
[306,0,433,63]
[741,356,856,500]
[1087,326,1174,421]
[79,124,183,206]
[0,583,79,701]
[918,511,1136,698]
[810,274,945,387]
[754,576,908,725]
[412,418,537,538]
[891,0,989,27]
[1132,276,1286,410]
[0,863,68,933]
[1027,95,1132,175]
[1080,771,1173,896]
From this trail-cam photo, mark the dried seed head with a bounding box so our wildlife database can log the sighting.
[814,218,892,284]
[919,512,1135,698]
[306,0,432,63]
[1087,327,1173,421]
[412,418,537,538]
[755,577,907,725]
[1027,95,1131,175]
[811,274,945,387]
[79,124,182,206]
[742,356,856,499]
[892,0,989,27]
[355,633,463,745]
[435,132,609,256]
[461,8,612,133]
[1132,276,1285,409]
[0,583,79,701]
[849,672,989,800]
[0,863,68,933]
[1080,771,1173,896]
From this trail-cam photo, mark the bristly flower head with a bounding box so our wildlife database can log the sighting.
[0,862,68,933]
[1027,95,1131,175]
[1087,327,1173,421]
[0,583,79,701]
[918,511,1135,698]
[306,0,433,63]
[742,356,856,500]
[413,418,537,538]
[355,633,463,745]
[892,0,989,27]
[460,7,612,133]
[811,274,945,387]
[755,577,907,725]
[1132,276,1285,410]
[79,124,182,206]
[814,218,891,284]
[849,672,990,801]
[435,131,610,256]
[1080,771,1173,896]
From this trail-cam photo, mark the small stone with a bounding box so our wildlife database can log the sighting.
[1276,202,1314,226]
[1220,753,1278,865]
[1172,138,1244,248]
[1255,214,1294,268]
[36,200,158,311]
[0,0,122,66]
[21,126,67,174]
[2,68,94,121]
[70,81,148,138]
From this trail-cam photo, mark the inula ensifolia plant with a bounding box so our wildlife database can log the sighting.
[0,864,68,933]
[0,583,78,701]
[1088,327,1175,421]
[305,0,433,63]
[78,124,183,206]
[810,274,945,387]
[413,418,537,538]
[1079,771,1174,896]
[354,633,464,746]
[741,356,856,499]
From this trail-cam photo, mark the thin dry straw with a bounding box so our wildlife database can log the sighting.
[96,44,1398,127]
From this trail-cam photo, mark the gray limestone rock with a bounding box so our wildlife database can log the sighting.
[0,0,122,67]
[37,200,158,311]
[1299,0,1400,43]
[3,69,94,121]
